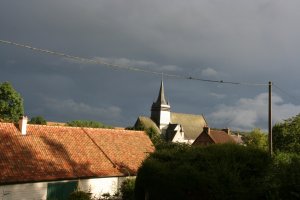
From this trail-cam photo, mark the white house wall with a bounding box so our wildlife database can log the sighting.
[0,177,127,200]
[79,177,126,198]
[0,182,47,200]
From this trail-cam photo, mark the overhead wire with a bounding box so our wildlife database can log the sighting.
[0,39,268,86]
[273,83,300,102]
[3,39,299,130]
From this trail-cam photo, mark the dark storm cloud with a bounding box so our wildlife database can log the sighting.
[1,0,300,130]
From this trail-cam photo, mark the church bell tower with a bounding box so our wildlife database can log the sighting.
[151,80,171,131]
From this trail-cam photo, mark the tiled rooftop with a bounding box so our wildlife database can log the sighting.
[0,122,154,184]
[209,130,236,144]
[193,128,236,146]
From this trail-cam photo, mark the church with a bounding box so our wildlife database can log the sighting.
[134,80,208,144]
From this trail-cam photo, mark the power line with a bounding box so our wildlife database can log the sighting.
[273,83,300,102]
[0,39,268,86]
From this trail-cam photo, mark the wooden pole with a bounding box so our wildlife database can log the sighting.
[268,81,273,156]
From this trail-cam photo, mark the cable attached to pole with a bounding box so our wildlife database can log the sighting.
[0,39,268,87]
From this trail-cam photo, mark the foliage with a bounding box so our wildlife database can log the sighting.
[97,192,121,200]
[133,123,145,131]
[69,190,121,200]
[69,190,92,200]
[67,120,113,129]
[120,178,135,200]
[273,114,300,153]
[154,140,190,151]
[267,152,300,199]
[135,144,270,200]
[0,82,24,122]
[145,127,164,147]
[243,128,267,150]
[125,126,134,130]
[128,123,164,147]
[99,193,112,200]
[29,115,47,125]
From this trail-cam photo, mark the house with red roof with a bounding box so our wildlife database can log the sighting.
[0,117,154,200]
[192,126,239,146]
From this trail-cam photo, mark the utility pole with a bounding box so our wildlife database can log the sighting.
[268,81,273,156]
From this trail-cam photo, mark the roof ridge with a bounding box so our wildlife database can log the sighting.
[27,124,107,130]
[78,126,146,134]
[0,122,17,125]
[28,124,113,130]
[0,122,145,134]
[171,112,203,117]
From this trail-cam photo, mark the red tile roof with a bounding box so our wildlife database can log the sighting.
[209,130,236,144]
[193,128,236,146]
[0,122,154,184]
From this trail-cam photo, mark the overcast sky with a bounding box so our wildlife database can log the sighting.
[1,0,300,131]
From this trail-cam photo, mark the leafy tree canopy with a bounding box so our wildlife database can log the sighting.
[243,128,267,150]
[269,152,300,199]
[29,116,47,125]
[273,114,300,153]
[135,144,271,200]
[0,82,24,122]
[66,120,113,129]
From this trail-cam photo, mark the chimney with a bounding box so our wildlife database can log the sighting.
[204,126,210,134]
[222,128,230,135]
[19,116,28,135]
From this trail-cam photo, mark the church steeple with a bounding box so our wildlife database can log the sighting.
[155,80,168,105]
[151,80,171,131]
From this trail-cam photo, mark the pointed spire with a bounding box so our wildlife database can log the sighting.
[155,80,168,105]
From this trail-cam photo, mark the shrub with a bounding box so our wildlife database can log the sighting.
[29,115,47,125]
[267,152,300,199]
[66,120,113,129]
[69,190,92,200]
[120,178,135,200]
[135,144,271,200]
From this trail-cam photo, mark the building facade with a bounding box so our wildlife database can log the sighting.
[135,80,208,144]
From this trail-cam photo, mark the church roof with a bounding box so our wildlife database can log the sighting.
[171,112,207,140]
[137,113,207,141]
[135,116,161,134]
[0,122,154,184]
[154,80,168,105]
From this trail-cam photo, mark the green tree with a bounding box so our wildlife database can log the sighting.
[244,128,267,150]
[135,144,271,200]
[273,114,300,153]
[126,123,164,147]
[29,116,47,125]
[120,178,135,200]
[129,124,164,147]
[268,152,300,199]
[145,127,164,147]
[0,82,24,122]
[66,120,113,129]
